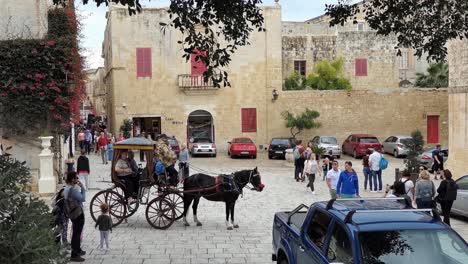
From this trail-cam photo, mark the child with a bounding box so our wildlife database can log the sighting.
[303,153,321,194]
[95,203,112,250]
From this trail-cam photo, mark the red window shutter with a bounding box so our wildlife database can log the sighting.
[241,108,257,133]
[355,58,368,76]
[191,49,207,75]
[136,48,152,78]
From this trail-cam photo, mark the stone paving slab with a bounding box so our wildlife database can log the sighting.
[69,152,467,263]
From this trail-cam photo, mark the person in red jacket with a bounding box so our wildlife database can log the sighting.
[97,132,109,164]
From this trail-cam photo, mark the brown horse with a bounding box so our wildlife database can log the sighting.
[182,167,264,230]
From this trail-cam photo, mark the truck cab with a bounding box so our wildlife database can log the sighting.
[272,198,468,264]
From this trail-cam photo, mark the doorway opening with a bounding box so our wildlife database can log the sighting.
[132,117,161,140]
[187,110,214,144]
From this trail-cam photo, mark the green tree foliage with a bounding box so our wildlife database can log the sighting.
[281,108,321,139]
[306,58,352,90]
[0,156,67,263]
[404,130,425,174]
[325,1,468,62]
[54,0,264,88]
[284,72,306,90]
[415,62,449,88]
[120,118,133,139]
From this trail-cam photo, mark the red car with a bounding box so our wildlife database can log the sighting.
[228,137,257,159]
[342,134,382,159]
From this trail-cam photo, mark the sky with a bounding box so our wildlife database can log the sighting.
[77,0,337,69]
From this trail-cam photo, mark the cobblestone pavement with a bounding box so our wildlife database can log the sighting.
[73,152,467,263]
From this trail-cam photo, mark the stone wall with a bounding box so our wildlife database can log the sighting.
[267,89,449,147]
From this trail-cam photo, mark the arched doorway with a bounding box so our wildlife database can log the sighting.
[187,110,214,144]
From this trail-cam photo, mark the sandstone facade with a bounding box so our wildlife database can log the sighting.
[85,67,107,118]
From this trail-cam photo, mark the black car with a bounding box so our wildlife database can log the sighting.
[268,137,295,159]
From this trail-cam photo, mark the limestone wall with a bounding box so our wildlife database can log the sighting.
[267,89,448,147]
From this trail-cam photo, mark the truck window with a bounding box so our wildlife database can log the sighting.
[327,223,353,263]
[306,210,331,250]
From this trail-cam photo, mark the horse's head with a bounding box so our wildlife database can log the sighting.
[249,167,265,192]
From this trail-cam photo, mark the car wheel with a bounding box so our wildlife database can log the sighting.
[268,154,273,159]
[394,150,399,158]
[253,155,257,159]
[227,151,230,156]
[337,155,341,159]
[353,149,358,159]
[213,154,217,158]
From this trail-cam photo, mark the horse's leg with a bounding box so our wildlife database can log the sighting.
[225,201,233,230]
[182,195,194,227]
[192,197,202,226]
[231,202,239,228]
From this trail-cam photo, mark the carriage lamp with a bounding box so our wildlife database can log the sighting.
[272,89,279,102]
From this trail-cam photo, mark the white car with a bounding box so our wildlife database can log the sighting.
[190,138,216,157]
[310,136,341,159]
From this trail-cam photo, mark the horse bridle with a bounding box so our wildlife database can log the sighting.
[234,170,260,191]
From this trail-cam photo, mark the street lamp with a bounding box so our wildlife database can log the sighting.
[272,89,279,102]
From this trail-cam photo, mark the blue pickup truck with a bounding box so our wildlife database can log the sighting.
[272,198,468,264]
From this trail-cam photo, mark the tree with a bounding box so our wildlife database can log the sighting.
[281,108,321,139]
[325,1,468,62]
[306,58,352,90]
[404,130,424,174]
[53,0,264,88]
[120,118,133,139]
[284,72,306,90]
[0,156,67,263]
[415,62,449,88]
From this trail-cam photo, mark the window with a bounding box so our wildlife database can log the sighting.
[327,224,353,263]
[191,49,207,75]
[294,60,306,76]
[241,108,257,133]
[136,48,152,78]
[400,49,409,70]
[359,137,379,143]
[357,22,364,32]
[355,58,368,76]
[306,210,331,250]
[457,177,468,190]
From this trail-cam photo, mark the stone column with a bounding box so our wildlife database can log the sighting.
[38,136,56,194]
[446,39,468,179]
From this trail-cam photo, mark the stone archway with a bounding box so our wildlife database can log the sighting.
[187,110,214,144]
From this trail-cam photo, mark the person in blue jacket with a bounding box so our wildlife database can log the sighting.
[336,161,360,199]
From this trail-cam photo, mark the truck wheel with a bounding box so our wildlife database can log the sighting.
[278,259,288,264]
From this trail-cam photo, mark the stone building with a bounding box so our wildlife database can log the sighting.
[102,3,448,150]
[84,67,107,121]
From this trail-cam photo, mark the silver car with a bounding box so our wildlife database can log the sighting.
[190,138,217,157]
[382,135,412,158]
[417,147,448,171]
[437,175,468,218]
[310,136,341,158]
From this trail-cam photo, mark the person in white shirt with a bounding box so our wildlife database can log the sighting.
[399,170,415,202]
[368,148,382,192]
[326,160,341,199]
[303,154,321,194]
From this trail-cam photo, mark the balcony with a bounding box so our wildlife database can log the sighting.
[178,74,219,95]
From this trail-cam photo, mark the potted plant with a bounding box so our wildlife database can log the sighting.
[311,145,326,159]
[403,130,424,182]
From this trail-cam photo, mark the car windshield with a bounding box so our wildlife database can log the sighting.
[359,137,379,143]
[272,139,290,145]
[194,138,212,143]
[234,138,253,143]
[359,229,468,264]
[321,137,338,144]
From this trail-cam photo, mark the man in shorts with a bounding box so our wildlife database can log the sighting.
[432,144,444,180]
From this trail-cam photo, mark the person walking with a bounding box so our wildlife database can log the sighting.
[362,149,372,192]
[437,169,459,226]
[293,140,305,182]
[336,161,360,199]
[139,132,146,162]
[415,170,436,209]
[84,130,92,155]
[64,172,86,262]
[76,149,90,191]
[95,203,112,250]
[399,170,415,203]
[97,132,108,164]
[77,129,85,151]
[178,143,190,183]
[303,153,320,194]
[368,148,382,192]
[118,133,125,142]
[321,157,332,181]
[432,144,444,180]
[326,160,341,199]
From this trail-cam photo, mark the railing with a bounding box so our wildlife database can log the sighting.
[178,74,217,90]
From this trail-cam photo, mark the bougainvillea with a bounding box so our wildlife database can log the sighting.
[0,6,84,134]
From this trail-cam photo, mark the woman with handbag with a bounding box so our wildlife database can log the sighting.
[437,169,459,226]
[64,171,86,262]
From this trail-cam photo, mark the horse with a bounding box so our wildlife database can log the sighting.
[181,167,265,230]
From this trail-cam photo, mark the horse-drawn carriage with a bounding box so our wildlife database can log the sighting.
[89,137,184,229]
[89,137,265,230]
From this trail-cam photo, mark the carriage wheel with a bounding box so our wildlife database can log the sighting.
[89,190,126,227]
[113,185,140,218]
[145,197,176,229]
[163,192,184,221]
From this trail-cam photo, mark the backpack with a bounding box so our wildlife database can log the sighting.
[445,181,459,201]
[293,147,301,160]
[419,181,435,201]
[63,187,83,220]
[379,154,388,170]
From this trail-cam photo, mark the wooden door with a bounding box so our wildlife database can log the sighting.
[427,115,439,144]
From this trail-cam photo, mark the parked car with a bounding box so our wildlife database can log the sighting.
[435,174,468,218]
[268,137,295,159]
[272,198,468,264]
[310,136,341,159]
[382,135,413,158]
[190,138,216,157]
[417,147,448,171]
[166,135,180,157]
[342,134,382,159]
[228,137,257,159]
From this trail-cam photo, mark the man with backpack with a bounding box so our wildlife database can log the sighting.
[368,148,383,192]
[399,171,415,203]
[293,140,305,182]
